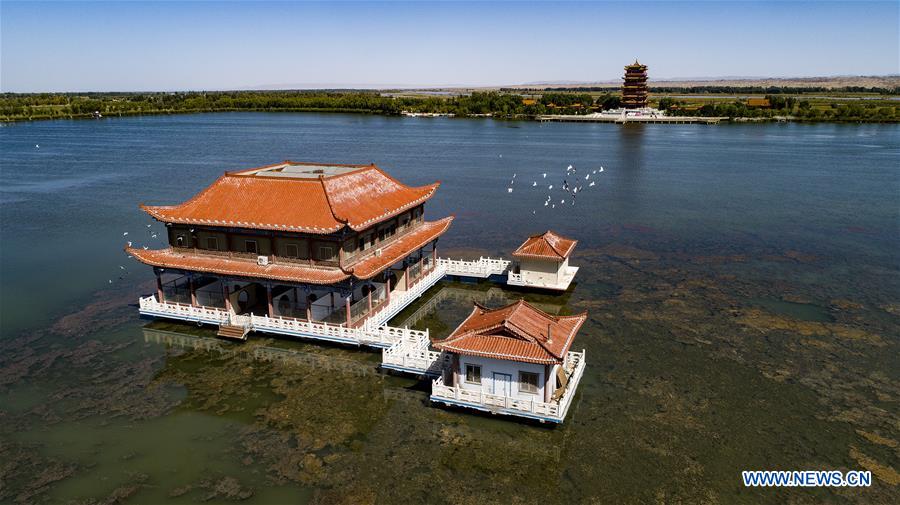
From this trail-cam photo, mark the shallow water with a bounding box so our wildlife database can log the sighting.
[1,114,898,503]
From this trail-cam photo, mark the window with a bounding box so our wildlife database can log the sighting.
[359,234,371,251]
[519,372,539,394]
[465,364,481,384]
[175,234,187,247]
[285,243,299,258]
[206,237,218,251]
[245,240,257,254]
[318,245,334,261]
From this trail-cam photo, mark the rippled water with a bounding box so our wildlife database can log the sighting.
[1,114,898,503]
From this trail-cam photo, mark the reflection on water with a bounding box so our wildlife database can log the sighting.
[1,115,898,503]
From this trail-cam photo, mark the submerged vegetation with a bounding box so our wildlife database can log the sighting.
[0,88,897,122]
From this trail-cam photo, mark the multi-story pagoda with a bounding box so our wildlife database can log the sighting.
[129,161,453,338]
[622,60,649,109]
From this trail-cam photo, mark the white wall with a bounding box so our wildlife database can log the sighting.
[456,355,551,402]
[520,258,562,285]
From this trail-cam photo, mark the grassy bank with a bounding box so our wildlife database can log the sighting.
[1,89,897,123]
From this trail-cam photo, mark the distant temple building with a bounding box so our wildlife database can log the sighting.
[622,60,649,109]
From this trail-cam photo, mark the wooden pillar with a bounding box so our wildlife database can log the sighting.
[452,354,460,387]
[223,283,232,313]
[266,284,274,317]
[386,277,391,302]
[432,240,437,267]
[418,249,424,278]
[405,264,410,290]
[156,271,165,303]
[189,275,197,307]
[306,295,313,321]
[544,364,554,403]
[367,286,373,311]
[345,295,352,327]
[330,291,335,310]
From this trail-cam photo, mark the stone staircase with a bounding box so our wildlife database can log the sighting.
[217,323,249,340]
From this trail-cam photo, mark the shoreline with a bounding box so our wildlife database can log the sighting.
[2,108,899,125]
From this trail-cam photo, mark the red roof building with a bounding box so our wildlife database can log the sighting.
[434,300,587,403]
[507,230,579,291]
[130,161,452,331]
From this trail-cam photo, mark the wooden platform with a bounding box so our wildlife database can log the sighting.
[217,323,249,340]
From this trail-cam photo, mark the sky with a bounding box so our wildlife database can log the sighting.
[1,1,898,92]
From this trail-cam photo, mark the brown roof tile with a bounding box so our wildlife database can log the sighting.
[141,162,440,234]
[433,300,587,364]
[127,247,350,284]
[350,217,454,279]
[512,230,577,260]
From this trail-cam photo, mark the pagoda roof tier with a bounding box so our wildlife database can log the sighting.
[350,216,453,279]
[433,300,587,365]
[512,230,577,260]
[127,246,350,284]
[141,162,440,234]
[127,216,453,284]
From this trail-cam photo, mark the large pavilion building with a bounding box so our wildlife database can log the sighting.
[129,161,453,338]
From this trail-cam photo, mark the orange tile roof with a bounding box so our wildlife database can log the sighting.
[127,246,350,284]
[350,216,454,279]
[141,162,440,234]
[512,230,577,260]
[433,300,587,365]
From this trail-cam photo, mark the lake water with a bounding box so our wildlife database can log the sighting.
[1,113,898,503]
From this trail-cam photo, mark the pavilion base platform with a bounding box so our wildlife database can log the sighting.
[137,256,586,423]
[507,266,579,292]
[429,351,586,423]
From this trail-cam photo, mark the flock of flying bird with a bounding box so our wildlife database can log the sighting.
[506,163,604,214]
[110,224,164,285]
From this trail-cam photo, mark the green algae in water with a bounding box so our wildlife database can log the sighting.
[750,297,835,322]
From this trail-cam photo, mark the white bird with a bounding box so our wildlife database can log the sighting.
[599,167,604,172]
[544,201,549,206]
[151,233,157,238]
[507,188,513,193]
[123,232,128,236]
[573,187,579,194]
[499,154,503,158]
[146,224,151,228]
[35,144,39,148]
[585,174,590,180]
[189,228,195,232]
[589,181,596,187]
[532,181,537,187]
[532,210,536,215]
[567,165,573,170]
[127,241,132,247]
[548,185,553,190]
[592,170,597,174]
[552,204,556,209]
[512,173,516,178]
[119,265,125,270]
[561,199,565,204]
[542,173,547,178]
[142,246,149,250]
[108,279,113,284]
